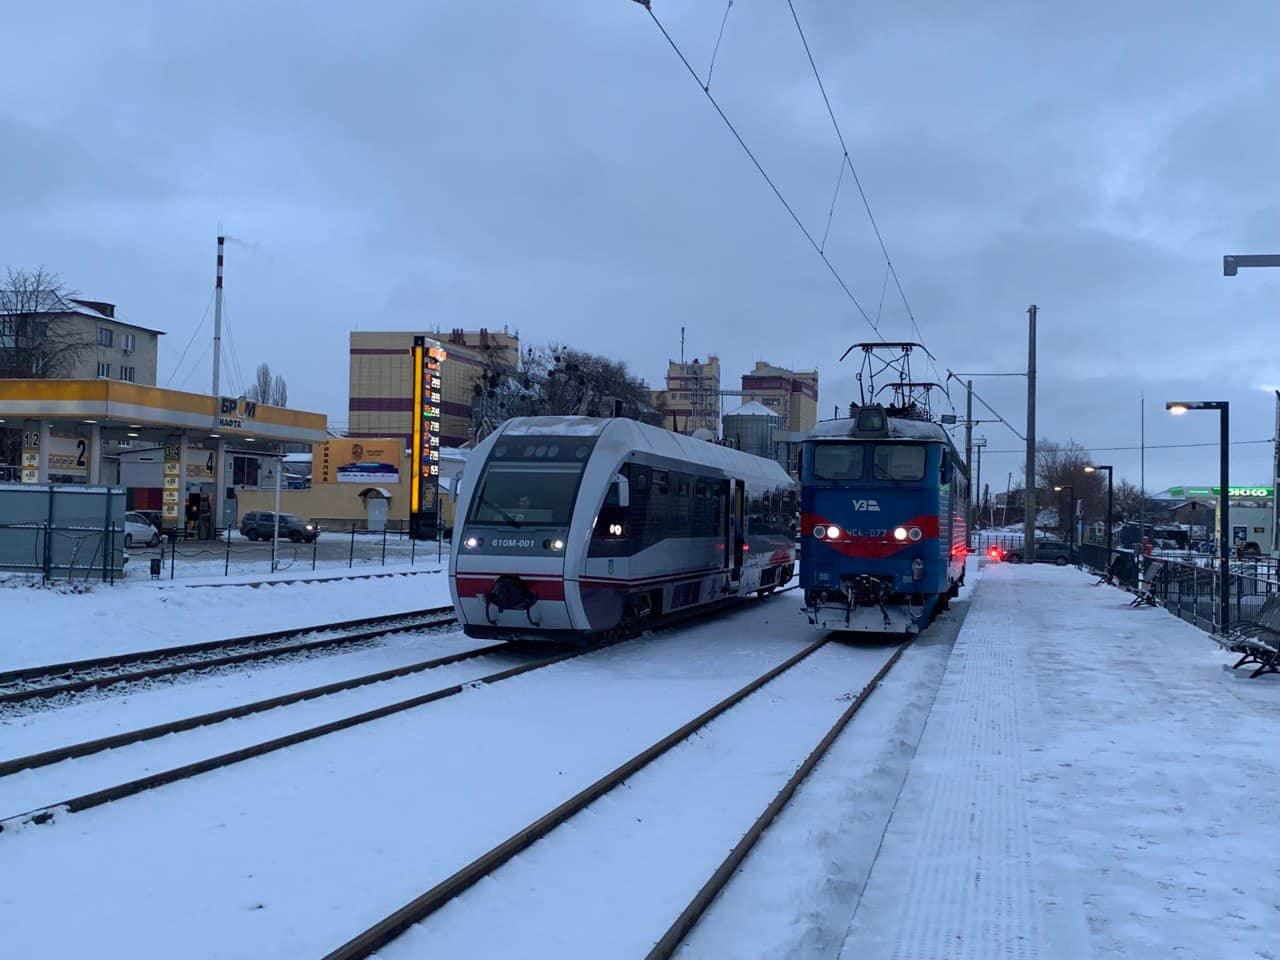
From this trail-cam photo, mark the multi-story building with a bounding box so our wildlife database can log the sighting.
[740,361,818,435]
[0,295,162,385]
[348,328,519,448]
[652,356,721,436]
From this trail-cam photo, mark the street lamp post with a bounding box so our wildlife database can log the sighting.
[1053,484,1074,555]
[1167,400,1231,634]
[1084,465,1113,577]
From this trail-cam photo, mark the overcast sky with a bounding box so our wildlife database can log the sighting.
[4,1,1277,493]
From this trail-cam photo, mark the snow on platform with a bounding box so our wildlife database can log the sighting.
[839,562,1280,960]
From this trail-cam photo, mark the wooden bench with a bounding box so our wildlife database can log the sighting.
[1219,591,1280,679]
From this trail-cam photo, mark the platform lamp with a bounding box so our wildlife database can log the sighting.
[1053,484,1074,555]
[1083,465,1113,577]
[1167,400,1230,635]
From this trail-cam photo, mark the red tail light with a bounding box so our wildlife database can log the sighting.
[989,546,1002,560]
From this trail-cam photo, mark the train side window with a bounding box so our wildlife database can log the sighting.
[940,449,951,484]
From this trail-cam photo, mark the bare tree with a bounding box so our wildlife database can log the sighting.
[247,363,288,407]
[0,268,92,379]
[471,343,662,438]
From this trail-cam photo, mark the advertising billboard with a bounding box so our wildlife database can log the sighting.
[316,440,402,485]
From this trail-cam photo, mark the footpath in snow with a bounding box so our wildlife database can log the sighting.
[840,562,1280,960]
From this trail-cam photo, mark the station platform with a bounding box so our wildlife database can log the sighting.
[840,562,1280,960]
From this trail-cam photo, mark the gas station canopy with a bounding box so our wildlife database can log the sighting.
[0,380,328,443]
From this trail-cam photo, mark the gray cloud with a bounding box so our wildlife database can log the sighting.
[2,0,1277,492]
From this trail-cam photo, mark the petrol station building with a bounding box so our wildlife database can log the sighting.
[0,379,328,537]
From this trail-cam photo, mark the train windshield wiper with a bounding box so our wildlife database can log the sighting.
[478,490,522,527]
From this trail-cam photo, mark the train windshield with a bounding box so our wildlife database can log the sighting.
[811,443,865,480]
[872,444,927,481]
[468,437,596,527]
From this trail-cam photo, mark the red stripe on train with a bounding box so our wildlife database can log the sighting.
[801,513,939,559]
[453,575,566,601]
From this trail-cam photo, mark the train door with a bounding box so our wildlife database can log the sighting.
[731,480,745,582]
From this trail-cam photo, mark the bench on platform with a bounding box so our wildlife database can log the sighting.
[1129,559,1165,607]
[1219,591,1280,679]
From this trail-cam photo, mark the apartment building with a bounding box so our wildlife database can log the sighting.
[0,295,161,385]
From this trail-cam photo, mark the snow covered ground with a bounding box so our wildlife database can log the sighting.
[2,560,1271,959]
[0,568,452,672]
[836,563,1280,960]
[0,593,839,959]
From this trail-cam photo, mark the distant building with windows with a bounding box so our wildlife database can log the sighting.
[0,295,162,385]
[651,356,721,436]
[348,327,520,448]
[739,361,818,435]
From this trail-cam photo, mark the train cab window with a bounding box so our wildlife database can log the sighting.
[940,449,952,484]
[811,443,864,480]
[872,444,926,481]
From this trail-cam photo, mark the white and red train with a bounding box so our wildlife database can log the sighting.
[449,417,797,640]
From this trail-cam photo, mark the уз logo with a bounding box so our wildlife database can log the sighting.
[851,499,881,511]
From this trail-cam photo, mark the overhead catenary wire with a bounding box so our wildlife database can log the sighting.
[640,4,880,335]
[703,0,734,91]
[980,438,1273,456]
[785,1,927,360]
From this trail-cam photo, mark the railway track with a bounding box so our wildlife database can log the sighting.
[319,623,911,960]
[0,607,458,709]
[0,589,797,831]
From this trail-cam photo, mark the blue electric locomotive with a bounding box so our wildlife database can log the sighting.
[800,404,968,634]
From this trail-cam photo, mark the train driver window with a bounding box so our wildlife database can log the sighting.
[812,443,864,480]
[873,444,926,481]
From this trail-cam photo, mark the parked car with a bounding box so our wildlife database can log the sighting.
[239,511,318,543]
[1237,541,1262,559]
[123,511,161,548]
[1004,539,1071,565]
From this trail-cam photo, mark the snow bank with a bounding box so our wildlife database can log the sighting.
[0,569,452,672]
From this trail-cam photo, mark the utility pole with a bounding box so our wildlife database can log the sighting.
[964,379,973,547]
[1139,392,1146,552]
[1003,471,1012,528]
[212,233,224,397]
[973,437,986,530]
[1023,304,1037,562]
[680,326,685,364]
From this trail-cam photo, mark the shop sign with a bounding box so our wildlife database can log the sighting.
[217,396,258,430]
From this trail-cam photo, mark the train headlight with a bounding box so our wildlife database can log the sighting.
[893,527,908,541]
[813,526,826,539]
[551,538,565,551]
[825,525,840,539]
[464,536,481,549]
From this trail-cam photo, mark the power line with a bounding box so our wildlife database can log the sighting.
[641,4,880,334]
[786,0,939,390]
[979,439,1273,456]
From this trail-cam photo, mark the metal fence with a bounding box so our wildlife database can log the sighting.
[0,484,126,582]
[1145,559,1279,634]
[144,519,447,582]
[1073,540,1280,635]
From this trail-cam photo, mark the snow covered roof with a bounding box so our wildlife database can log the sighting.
[0,291,165,335]
[723,401,778,418]
[808,415,949,442]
